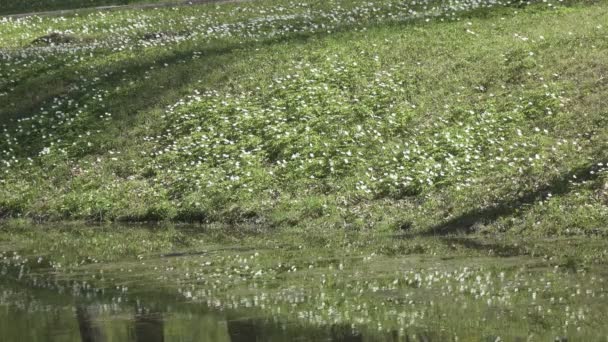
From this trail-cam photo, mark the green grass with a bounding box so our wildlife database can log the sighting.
[0,0,607,236]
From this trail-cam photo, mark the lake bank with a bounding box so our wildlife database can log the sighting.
[1,0,607,236]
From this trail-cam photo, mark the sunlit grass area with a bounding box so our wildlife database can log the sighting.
[0,0,607,237]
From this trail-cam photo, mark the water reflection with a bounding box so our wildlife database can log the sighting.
[76,305,105,342]
[134,312,164,342]
[227,319,257,342]
[0,279,368,342]
[5,231,605,341]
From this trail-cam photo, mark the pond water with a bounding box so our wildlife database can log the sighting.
[1,226,608,341]
[0,277,366,341]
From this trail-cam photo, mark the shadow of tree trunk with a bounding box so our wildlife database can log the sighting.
[331,324,363,342]
[135,312,164,342]
[422,160,607,236]
[227,319,259,342]
[76,305,105,342]
[439,236,529,257]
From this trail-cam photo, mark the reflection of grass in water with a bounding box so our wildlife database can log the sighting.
[0,277,354,342]
[1,225,608,340]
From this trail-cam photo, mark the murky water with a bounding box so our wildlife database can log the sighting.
[0,277,369,342]
[1,226,608,341]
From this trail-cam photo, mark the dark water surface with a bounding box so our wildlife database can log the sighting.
[0,277,367,342]
[1,226,608,341]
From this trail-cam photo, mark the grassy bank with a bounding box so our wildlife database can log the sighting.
[0,0,177,16]
[0,0,607,236]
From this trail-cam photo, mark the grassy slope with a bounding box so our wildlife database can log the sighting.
[0,0,175,16]
[0,0,607,235]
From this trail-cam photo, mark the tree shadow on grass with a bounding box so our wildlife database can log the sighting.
[1,8,379,127]
[0,37,296,159]
[1,0,572,127]
[421,159,607,236]
[442,236,531,257]
[0,25,358,161]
